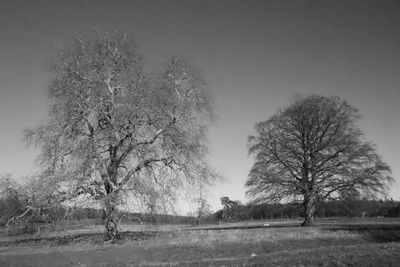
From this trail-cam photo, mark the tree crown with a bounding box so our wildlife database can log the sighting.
[247,94,393,204]
[24,30,216,209]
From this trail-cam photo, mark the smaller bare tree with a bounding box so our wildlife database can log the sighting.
[0,174,26,227]
[247,95,393,226]
[220,197,238,223]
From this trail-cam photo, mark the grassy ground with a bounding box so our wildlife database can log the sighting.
[1,218,400,266]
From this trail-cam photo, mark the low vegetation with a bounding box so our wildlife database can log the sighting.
[1,218,400,266]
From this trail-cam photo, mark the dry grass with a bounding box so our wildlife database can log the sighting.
[133,226,363,248]
[1,218,400,266]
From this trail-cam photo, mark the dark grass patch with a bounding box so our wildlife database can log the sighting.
[324,223,400,230]
[366,231,400,243]
[0,231,160,247]
[324,223,400,242]
[185,243,400,267]
[1,238,400,267]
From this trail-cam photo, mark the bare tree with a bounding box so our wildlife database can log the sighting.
[194,197,211,224]
[192,183,212,225]
[24,30,216,241]
[246,95,393,226]
[220,197,238,223]
[0,174,69,232]
[0,174,25,227]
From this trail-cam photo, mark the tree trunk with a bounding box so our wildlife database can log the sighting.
[104,200,120,241]
[103,165,121,242]
[103,179,121,242]
[301,193,315,226]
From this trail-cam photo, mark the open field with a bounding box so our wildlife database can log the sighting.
[1,218,400,266]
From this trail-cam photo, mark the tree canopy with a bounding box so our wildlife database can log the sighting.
[24,30,216,240]
[246,95,393,225]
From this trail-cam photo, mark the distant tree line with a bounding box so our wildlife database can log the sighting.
[2,173,399,229]
[210,199,400,222]
[0,199,196,228]
[0,192,195,228]
[66,209,197,225]
[0,174,197,228]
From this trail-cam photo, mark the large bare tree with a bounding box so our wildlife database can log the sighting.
[24,30,216,240]
[246,95,393,226]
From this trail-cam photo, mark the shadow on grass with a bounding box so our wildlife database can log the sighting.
[366,231,400,242]
[0,230,159,246]
[325,224,400,243]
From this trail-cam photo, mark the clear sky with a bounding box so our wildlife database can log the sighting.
[0,0,399,214]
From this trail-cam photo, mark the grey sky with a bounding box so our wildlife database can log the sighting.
[0,0,399,213]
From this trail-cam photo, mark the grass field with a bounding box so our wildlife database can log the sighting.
[1,218,400,266]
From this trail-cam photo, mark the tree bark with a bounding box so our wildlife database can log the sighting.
[102,162,122,242]
[301,193,315,226]
[104,199,120,241]
[103,174,120,241]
